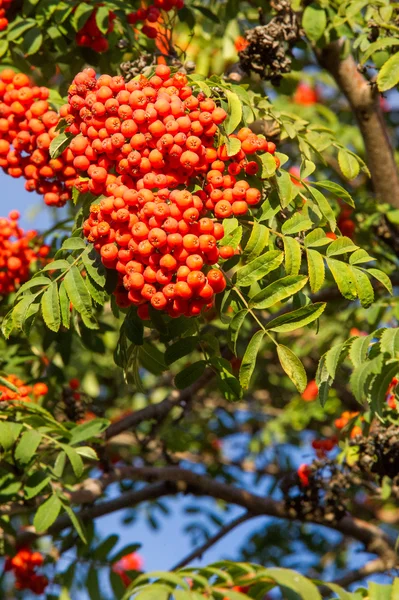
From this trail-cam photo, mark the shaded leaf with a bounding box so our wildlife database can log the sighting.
[174,361,206,389]
[33,494,62,533]
[239,330,264,389]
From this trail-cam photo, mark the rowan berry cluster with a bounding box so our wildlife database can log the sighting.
[0,69,72,207]
[0,373,48,402]
[5,548,48,594]
[61,65,276,316]
[127,0,184,39]
[0,211,49,297]
[76,6,116,53]
[112,552,143,587]
[0,0,11,31]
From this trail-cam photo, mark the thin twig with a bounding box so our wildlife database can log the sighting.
[171,512,255,571]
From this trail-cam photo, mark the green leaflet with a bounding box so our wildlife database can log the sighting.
[361,38,399,65]
[62,444,84,478]
[261,567,322,600]
[326,258,357,300]
[368,268,393,294]
[350,354,383,403]
[306,249,325,292]
[352,267,374,308]
[15,430,42,464]
[326,237,358,257]
[349,249,375,265]
[304,228,331,248]
[82,247,107,287]
[311,180,355,208]
[224,89,243,135]
[265,302,326,333]
[250,276,308,309]
[260,153,277,178]
[0,422,23,450]
[283,236,302,276]
[64,266,95,326]
[338,148,360,180]
[349,334,374,368]
[235,250,283,287]
[381,328,399,358]
[281,213,312,235]
[239,330,265,389]
[302,3,327,41]
[242,222,269,262]
[41,282,61,332]
[165,337,199,365]
[49,131,74,159]
[277,344,307,393]
[308,186,336,231]
[33,494,62,533]
[377,51,399,92]
[174,361,206,389]
[59,281,71,328]
[276,170,297,208]
[325,341,351,379]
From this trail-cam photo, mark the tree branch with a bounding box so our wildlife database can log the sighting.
[15,465,398,572]
[105,366,216,440]
[95,466,398,567]
[171,512,255,571]
[316,40,399,209]
[325,557,391,591]
[16,482,175,548]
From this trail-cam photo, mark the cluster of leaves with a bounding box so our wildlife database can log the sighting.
[317,326,399,415]
[117,562,399,599]
[299,0,399,93]
[0,392,109,549]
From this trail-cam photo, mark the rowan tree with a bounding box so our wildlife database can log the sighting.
[0,0,399,598]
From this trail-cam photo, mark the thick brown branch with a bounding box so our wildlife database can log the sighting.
[317,40,399,209]
[16,482,174,548]
[16,466,397,572]
[103,466,398,566]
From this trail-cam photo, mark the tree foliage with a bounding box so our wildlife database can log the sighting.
[0,0,398,598]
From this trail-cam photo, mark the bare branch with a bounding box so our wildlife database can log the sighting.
[325,558,392,591]
[171,512,255,571]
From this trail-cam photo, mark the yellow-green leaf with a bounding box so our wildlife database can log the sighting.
[284,236,302,275]
[250,275,308,309]
[377,51,399,92]
[306,249,325,292]
[239,330,264,389]
[277,345,307,393]
[338,149,360,180]
[265,302,326,333]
